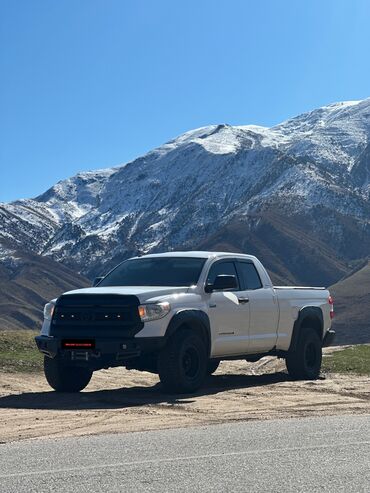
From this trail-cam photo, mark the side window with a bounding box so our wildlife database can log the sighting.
[206,261,239,290]
[237,262,262,290]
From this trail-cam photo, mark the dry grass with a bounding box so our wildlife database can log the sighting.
[322,344,370,376]
[0,330,42,372]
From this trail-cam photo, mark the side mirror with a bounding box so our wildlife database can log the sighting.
[93,276,103,287]
[205,274,237,293]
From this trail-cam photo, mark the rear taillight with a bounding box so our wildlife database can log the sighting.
[328,295,334,319]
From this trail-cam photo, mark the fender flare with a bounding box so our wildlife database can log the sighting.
[165,309,211,357]
[288,306,324,353]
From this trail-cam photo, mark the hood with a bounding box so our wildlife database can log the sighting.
[62,285,190,303]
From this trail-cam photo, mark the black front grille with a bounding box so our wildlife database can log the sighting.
[54,305,134,326]
[50,294,143,338]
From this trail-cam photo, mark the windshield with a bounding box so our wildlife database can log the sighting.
[98,257,206,287]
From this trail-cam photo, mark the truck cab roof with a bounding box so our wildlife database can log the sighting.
[135,251,257,261]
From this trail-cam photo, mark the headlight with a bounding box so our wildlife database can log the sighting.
[43,302,55,321]
[138,302,170,322]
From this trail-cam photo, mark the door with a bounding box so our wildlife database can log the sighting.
[236,261,279,352]
[205,260,250,357]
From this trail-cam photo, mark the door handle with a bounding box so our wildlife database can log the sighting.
[238,297,249,304]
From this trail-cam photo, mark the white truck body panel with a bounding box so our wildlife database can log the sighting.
[40,251,333,359]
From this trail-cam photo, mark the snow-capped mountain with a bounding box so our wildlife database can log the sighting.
[1,98,370,286]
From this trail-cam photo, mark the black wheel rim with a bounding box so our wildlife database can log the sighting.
[305,342,317,368]
[182,347,200,379]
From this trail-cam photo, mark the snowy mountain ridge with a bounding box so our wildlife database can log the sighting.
[1,98,370,282]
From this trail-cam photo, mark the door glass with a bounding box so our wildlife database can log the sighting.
[237,262,262,290]
[207,261,239,290]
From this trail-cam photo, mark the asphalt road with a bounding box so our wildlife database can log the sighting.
[0,415,369,492]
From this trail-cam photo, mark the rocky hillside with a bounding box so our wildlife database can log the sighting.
[1,99,369,286]
[0,98,370,330]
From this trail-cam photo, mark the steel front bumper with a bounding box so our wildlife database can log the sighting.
[35,335,165,368]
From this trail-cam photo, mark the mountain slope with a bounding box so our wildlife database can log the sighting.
[0,246,88,330]
[330,260,370,345]
[199,210,350,286]
[1,98,370,288]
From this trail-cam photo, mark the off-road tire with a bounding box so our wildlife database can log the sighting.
[285,329,322,380]
[44,356,93,392]
[158,330,207,394]
[207,359,220,375]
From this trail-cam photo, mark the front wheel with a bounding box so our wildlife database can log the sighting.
[158,330,207,394]
[285,330,322,380]
[44,356,93,392]
[207,359,220,375]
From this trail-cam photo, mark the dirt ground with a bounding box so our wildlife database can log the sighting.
[0,349,369,443]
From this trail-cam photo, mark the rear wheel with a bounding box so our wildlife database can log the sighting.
[158,330,207,394]
[207,359,220,375]
[44,356,93,392]
[285,330,322,380]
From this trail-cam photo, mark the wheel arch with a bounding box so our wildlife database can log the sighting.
[165,309,211,357]
[288,306,324,352]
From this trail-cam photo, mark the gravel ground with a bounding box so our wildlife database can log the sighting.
[0,350,369,444]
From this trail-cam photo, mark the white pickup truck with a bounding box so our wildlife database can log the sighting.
[36,251,335,393]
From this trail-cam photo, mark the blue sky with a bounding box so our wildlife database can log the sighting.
[1,0,370,202]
